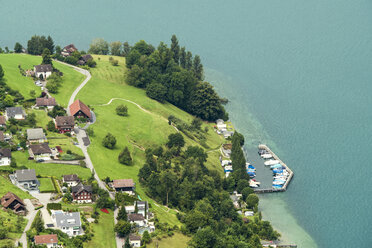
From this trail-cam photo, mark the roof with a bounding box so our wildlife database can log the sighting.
[128,213,145,222]
[5,107,25,118]
[1,192,24,208]
[0,116,5,125]
[63,44,78,53]
[36,97,57,107]
[0,148,11,158]
[29,143,52,155]
[113,179,135,189]
[34,64,53,73]
[72,183,92,194]
[63,174,79,182]
[34,234,58,245]
[129,234,141,241]
[54,211,81,228]
[222,143,232,150]
[55,116,75,128]
[27,128,46,140]
[15,169,37,182]
[0,131,4,141]
[69,99,91,119]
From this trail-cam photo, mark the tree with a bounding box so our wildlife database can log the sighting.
[46,35,55,53]
[189,227,218,248]
[46,81,58,93]
[86,126,94,137]
[146,82,167,102]
[184,210,208,233]
[122,42,131,57]
[179,47,186,68]
[193,55,203,80]
[116,104,128,116]
[159,170,177,206]
[171,34,180,63]
[47,120,57,132]
[241,187,254,200]
[246,193,259,209]
[110,41,122,56]
[124,237,131,248]
[166,133,185,149]
[86,58,97,68]
[125,50,141,68]
[185,146,208,165]
[0,228,8,239]
[185,51,193,70]
[29,90,36,98]
[118,147,132,165]
[102,133,116,149]
[191,118,202,130]
[114,220,131,237]
[116,205,128,221]
[31,211,44,234]
[5,47,9,53]
[88,38,109,55]
[42,48,52,65]
[0,64,4,80]
[142,230,151,244]
[14,42,23,53]
[48,105,66,118]
[3,95,14,107]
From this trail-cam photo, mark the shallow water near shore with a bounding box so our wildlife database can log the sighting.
[2,0,372,247]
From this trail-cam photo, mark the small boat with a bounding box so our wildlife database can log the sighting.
[249,181,260,188]
[258,149,267,155]
[247,164,256,170]
[247,172,256,178]
[261,153,273,159]
[270,164,282,169]
[272,185,283,189]
[264,160,280,166]
[273,169,283,174]
[273,181,285,185]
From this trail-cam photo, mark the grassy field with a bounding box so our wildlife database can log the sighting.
[0,209,27,246]
[30,109,52,128]
[148,233,191,248]
[38,177,55,192]
[47,134,84,157]
[0,174,31,199]
[85,211,116,248]
[12,151,91,179]
[75,55,225,226]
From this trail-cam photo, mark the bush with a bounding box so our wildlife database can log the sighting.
[47,203,62,211]
[116,104,128,116]
[118,147,132,165]
[102,133,116,149]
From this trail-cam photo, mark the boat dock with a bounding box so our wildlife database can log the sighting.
[254,144,294,193]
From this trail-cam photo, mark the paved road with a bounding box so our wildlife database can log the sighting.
[18,199,36,248]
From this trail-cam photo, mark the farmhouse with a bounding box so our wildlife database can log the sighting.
[29,143,53,161]
[27,128,47,143]
[34,64,53,79]
[61,44,78,57]
[36,97,57,109]
[71,183,92,203]
[69,99,91,120]
[136,201,147,217]
[129,234,141,247]
[34,234,59,248]
[0,116,6,127]
[55,116,75,133]
[0,148,11,166]
[51,210,82,236]
[0,192,26,213]
[113,179,135,195]
[14,169,39,191]
[63,174,80,187]
[128,213,146,227]
[5,107,26,120]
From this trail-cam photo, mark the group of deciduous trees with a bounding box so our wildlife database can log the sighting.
[124,35,228,121]
[27,35,54,55]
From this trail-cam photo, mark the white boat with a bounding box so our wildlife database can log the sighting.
[249,181,260,188]
[264,160,280,166]
[261,153,273,159]
[273,180,285,185]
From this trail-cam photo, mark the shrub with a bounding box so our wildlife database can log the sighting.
[102,133,116,149]
[118,147,132,165]
[116,104,128,116]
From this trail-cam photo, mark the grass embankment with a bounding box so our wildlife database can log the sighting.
[148,233,191,248]
[0,209,27,246]
[0,175,31,199]
[38,177,55,192]
[76,55,224,226]
[85,211,116,248]
[0,54,84,106]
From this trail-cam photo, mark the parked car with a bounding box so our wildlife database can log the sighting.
[35,80,42,86]
[36,159,44,163]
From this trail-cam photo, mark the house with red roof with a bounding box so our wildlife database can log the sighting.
[34,234,59,247]
[69,99,91,120]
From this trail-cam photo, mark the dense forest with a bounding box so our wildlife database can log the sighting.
[124,36,229,121]
[139,132,280,248]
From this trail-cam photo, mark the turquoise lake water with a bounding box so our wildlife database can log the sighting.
[2,0,372,247]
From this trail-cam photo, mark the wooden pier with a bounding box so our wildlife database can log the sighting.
[254,144,294,194]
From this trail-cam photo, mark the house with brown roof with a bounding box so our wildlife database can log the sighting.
[34,64,53,79]
[61,44,78,57]
[29,143,52,161]
[0,192,26,213]
[63,174,80,187]
[0,148,11,166]
[36,97,57,109]
[72,183,92,203]
[128,213,146,227]
[55,116,75,133]
[113,179,135,195]
[27,128,47,143]
[0,131,4,142]
[78,54,93,65]
[0,116,6,127]
[69,99,91,120]
[129,234,141,247]
[34,234,59,248]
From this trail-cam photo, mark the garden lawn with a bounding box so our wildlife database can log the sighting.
[0,53,42,99]
[148,233,191,248]
[12,151,91,179]
[38,177,55,192]
[0,174,31,199]
[29,109,52,128]
[47,133,84,157]
[0,209,27,244]
[85,211,116,248]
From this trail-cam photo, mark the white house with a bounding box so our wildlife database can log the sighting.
[216,119,227,131]
[136,201,147,217]
[27,128,47,143]
[125,205,135,214]
[29,143,52,161]
[34,64,53,79]
[128,214,146,227]
[51,210,82,237]
[5,107,26,120]
[0,148,11,166]
[129,234,141,248]
[221,160,232,167]
[62,174,80,187]
[34,234,59,248]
